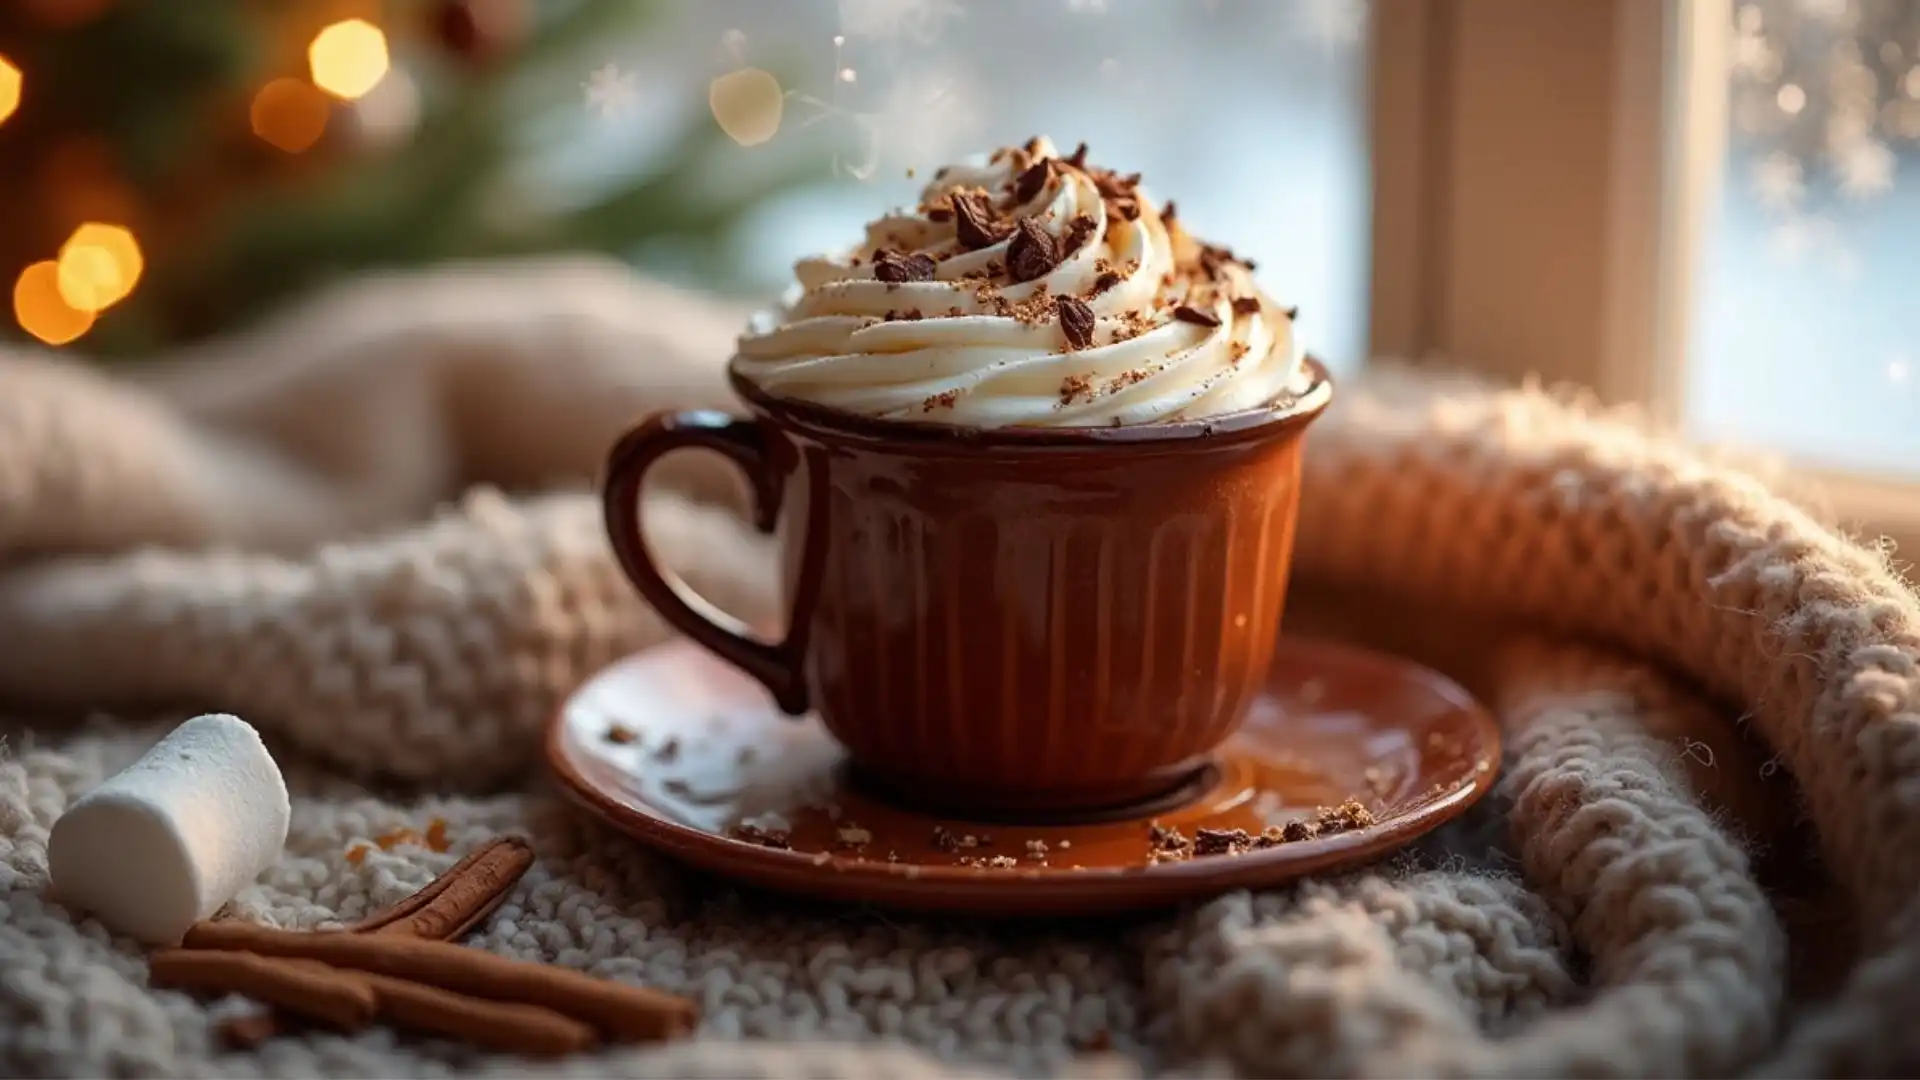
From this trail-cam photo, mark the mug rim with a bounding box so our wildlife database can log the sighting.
[727,355,1334,448]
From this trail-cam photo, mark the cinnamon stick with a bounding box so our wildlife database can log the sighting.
[151,950,377,1031]
[348,836,536,939]
[218,834,536,1049]
[360,971,597,1058]
[184,922,698,1042]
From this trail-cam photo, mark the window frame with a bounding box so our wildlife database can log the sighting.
[1366,0,1920,560]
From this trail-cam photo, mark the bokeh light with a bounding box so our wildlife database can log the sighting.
[251,77,332,153]
[56,223,142,313]
[14,261,95,346]
[309,19,390,101]
[709,68,783,147]
[0,55,21,127]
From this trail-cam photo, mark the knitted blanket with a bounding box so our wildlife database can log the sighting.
[1,257,1916,1078]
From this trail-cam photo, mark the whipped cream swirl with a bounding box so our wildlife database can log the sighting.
[731,137,1313,428]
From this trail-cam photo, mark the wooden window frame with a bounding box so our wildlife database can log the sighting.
[1367,0,1920,559]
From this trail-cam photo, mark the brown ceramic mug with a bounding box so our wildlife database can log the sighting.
[603,359,1332,816]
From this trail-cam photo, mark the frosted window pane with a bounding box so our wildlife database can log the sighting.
[559,0,1373,378]
[1689,0,1920,478]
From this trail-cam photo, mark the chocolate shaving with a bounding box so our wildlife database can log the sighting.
[1067,142,1090,168]
[1285,305,1300,320]
[1006,218,1061,283]
[1110,198,1141,221]
[952,193,1010,250]
[1013,159,1054,204]
[1063,214,1097,256]
[927,206,954,222]
[873,251,935,284]
[1056,296,1096,350]
[1162,200,1178,221]
[1231,296,1261,316]
[1090,270,1122,296]
[1173,304,1222,328]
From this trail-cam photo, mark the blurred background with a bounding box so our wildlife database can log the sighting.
[0,0,1911,479]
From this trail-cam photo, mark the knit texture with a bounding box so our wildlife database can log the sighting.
[0,257,1914,1077]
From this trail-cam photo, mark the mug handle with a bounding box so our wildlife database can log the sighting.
[602,410,810,716]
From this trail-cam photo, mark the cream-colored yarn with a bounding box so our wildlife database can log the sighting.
[0,256,1913,1077]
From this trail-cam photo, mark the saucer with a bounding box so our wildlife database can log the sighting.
[545,637,1500,917]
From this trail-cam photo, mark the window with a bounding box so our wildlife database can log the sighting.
[1369,0,1919,555]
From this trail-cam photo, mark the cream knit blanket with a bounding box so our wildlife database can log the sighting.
[1,257,1916,1078]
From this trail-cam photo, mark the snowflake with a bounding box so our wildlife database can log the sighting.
[1295,0,1369,46]
[837,0,963,42]
[1750,152,1805,210]
[582,63,637,119]
[795,65,983,181]
[1834,137,1896,197]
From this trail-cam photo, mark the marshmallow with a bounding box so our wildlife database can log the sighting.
[49,713,290,944]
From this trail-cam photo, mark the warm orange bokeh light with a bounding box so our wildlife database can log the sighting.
[250,77,331,153]
[14,261,95,346]
[0,55,22,127]
[56,223,142,313]
[308,19,390,101]
[709,68,784,147]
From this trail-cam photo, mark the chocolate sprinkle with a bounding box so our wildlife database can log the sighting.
[1013,158,1054,204]
[1231,296,1261,316]
[952,193,1009,250]
[873,250,936,284]
[1006,218,1061,283]
[1173,304,1222,327]
[1056,296,1096,350]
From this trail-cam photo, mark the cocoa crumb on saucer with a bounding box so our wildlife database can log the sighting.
[604,724,638,745]
[1148,822,1192,860]
[1280,820,1318,843]
[1191,828,1253,857]
[1315,799,1377,833]
[922,389,961,412]
[730,824,791,849]
[1056,296,1096,349]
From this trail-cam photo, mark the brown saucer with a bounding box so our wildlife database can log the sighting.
[544,637,1500,917]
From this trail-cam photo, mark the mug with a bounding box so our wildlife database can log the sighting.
[603,359,1333,816]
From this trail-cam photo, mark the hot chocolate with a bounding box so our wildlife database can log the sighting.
[730,137,1312,428]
